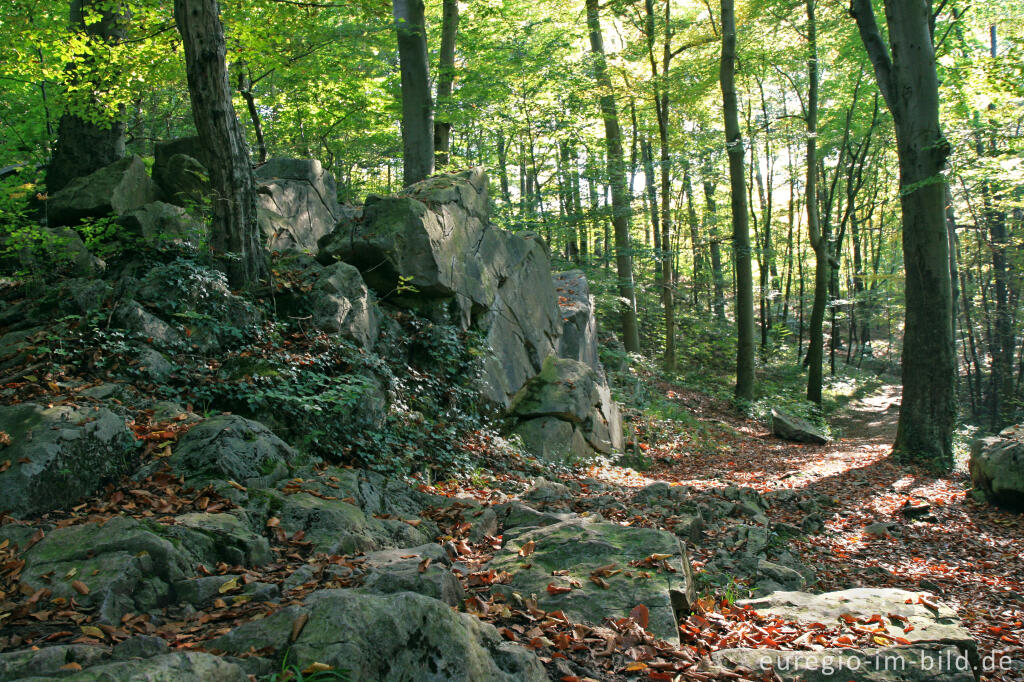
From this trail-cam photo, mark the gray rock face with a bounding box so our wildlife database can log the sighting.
[511,356,623,460]
[169,415,296,487]
[319,169,562,409]
[0,645,111,680]
[47,155,160,227]
[20,516,196,623]
[554,270,599,371]
[771,408,830,444]
[53,652,248,681]
[256,158,341,254]
[308,261,379,348]
[489,519,696,643]
[359,544,464,606]
[211,589,548,682]
[152,136,209,195]
[0,403,137,518]
[117,201,206,247]
[970,425,1024,508]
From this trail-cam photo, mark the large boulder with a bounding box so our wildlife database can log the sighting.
[117,201,206,247]
[256,158,341,254]
[210,589,548,681]
[553,270,599,370]
[970,425,1024,508]
[771,408,830,444]
[318,168,562,407]
[20,516,196,623]
[168,415,296,488]
[311,262,379,347]
[510,356,623,460]
[46,155,160,227]
[152,136,210,208]
[489,519,696,643]
[0,403,137,518]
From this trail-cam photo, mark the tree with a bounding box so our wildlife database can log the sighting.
[585,0,642,354]
[805,0,827,404]
[46,0,129,193]
[174,0,267,287]
[434,0,459,168]
[851,0,956,466]
[720,0,755,400]
[393,0,433,185]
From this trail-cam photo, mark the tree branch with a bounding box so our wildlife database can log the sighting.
[849,0,895,109]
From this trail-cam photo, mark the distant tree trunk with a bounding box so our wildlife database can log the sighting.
[47,0,129,193]
[720,0,755,401]
[175,0,266,288]
[236,64,267,164]
[682,156,704,307]
[433,0,459,168]
[392,0,433,185]
[496,128,512,204]
[703,171,726,321]
[852,0,956,467]
[585,0,642,354]
[805,0,827,404]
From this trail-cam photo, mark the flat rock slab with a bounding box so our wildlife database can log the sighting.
[489,520,695,643]
[771,408,830,444]
[713,644,975,681]
[210,589,547,682]
[740,589,975,653]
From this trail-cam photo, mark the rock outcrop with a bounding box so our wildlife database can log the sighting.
[256,158,341,254]
[47,155,160,227]
[970,424,1024,508]
[0,403,137,518]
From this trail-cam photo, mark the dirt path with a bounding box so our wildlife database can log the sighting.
[830,383,901,443]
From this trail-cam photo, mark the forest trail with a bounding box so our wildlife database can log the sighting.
[830,383,901,443]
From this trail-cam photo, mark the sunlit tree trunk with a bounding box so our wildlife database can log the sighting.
[720,0,755,400]
[805,0,827,404]
[433,0,459,168]
[852,0,956,467]
[585,0,642,354]
[392,0,433,185]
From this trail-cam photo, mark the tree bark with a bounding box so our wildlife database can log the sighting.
[47,0,129,194]
[851,0,956,467]
[805,0,827,404]
[392,0,433,185]
[585,0,642,354]
[175,0,266,288]
[433,0,459,168]
[720,0,755,400]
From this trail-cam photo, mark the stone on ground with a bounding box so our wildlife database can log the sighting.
[168,415,295,488]
[210,589,547,682]
[489,519,696,643]
[771,408,830,444]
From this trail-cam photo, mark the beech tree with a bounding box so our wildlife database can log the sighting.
[174,0,266,287]
[851,0,956,466]
[720,0,755,401]
[393,0,433,185]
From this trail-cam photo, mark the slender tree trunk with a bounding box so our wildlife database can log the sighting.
[852,0,956,467]
[175,0,266,287]
[704,172,726,321]
[433,0,459,168]
[47,0,129,193]
[585,0,642,353]
[392,0,433,185]
[496,128,511,204]
[237,66,267,164]
[683,155,704,307]
[720,0,755,400]
[805,0,827,404]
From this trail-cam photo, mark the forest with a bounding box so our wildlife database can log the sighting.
[0,0,1022,680]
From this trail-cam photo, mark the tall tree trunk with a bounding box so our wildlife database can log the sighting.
[683,155,704,307]
[236,65,268,164]
[433,0,459,168]
[175,0,266,287]
[852,0,956,467]
[496,128,511,204]
[392,0,433,185]
[720,0,755,400]
[585,0,642,354]
[704,171,726,321]
[805,0,827,404]
[47,0,129,193]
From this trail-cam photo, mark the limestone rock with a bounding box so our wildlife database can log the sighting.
[168,415,295,488]
[553,269,599,371]
[0,645,111,680]
[490,520,696,643]
[256,158,341,254]
[117,201,206,247]
[306,261,379,348]
[970,425,1024,508]
[0,403,137,518]
[359,544,464,606]
[771,408,830,444]
[54,652,247,681]
[210,589,547,681]
[47,155,160,227]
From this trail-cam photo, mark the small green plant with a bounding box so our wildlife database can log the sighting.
[262,651,350,682]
